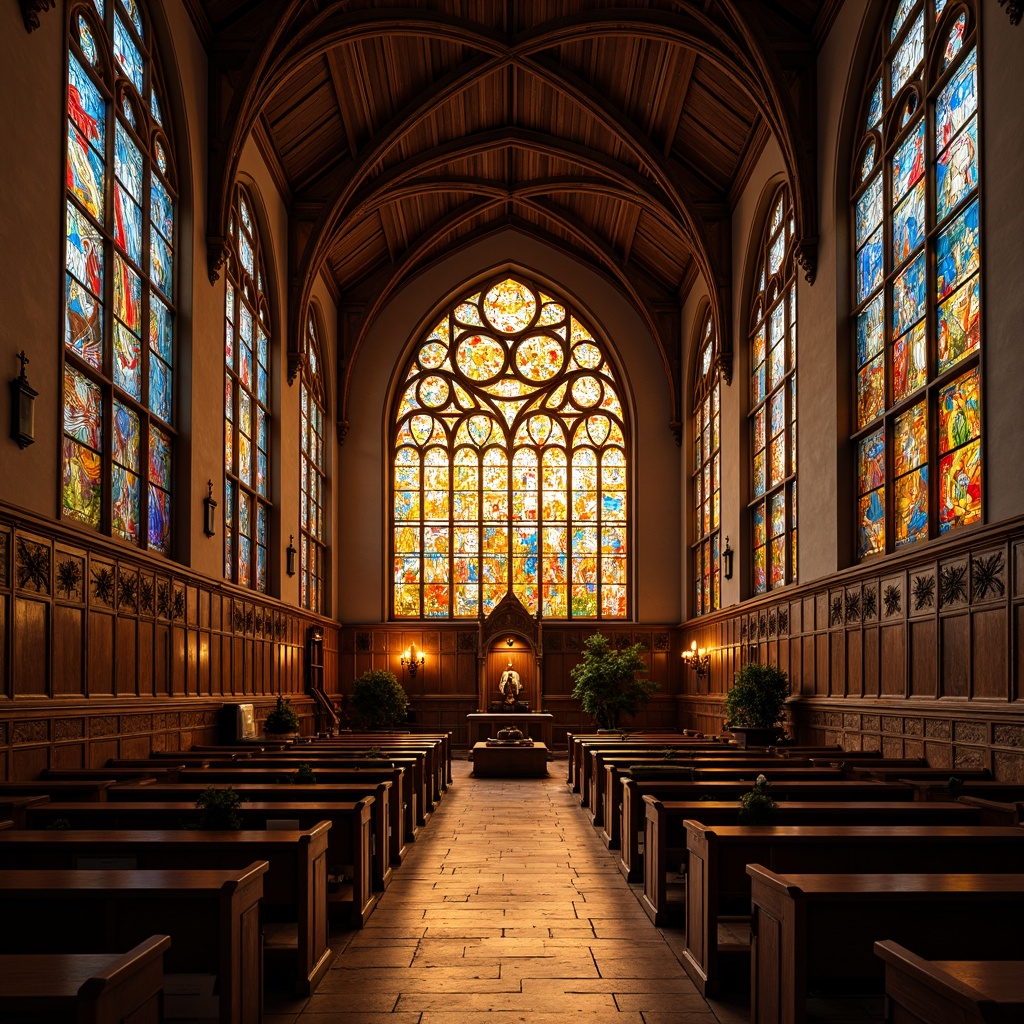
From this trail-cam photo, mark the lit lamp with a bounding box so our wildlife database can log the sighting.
[401,643,424,677]
[286,535,297,577]
[681,640,712,689]
[10,350,37,449]
[723,536,734,580]
[202,480,218,537]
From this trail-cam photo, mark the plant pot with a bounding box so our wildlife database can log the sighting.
[727,726,783,748]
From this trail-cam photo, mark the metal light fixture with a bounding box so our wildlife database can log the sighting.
[401,643,425,677]
[202,480,218,537]
[286,534,297,577]
[681,640,712,689]
[723,536,734,580]
[10,350,37,449]
[506,636,515,646]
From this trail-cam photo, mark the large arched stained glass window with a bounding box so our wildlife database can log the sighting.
[749,185,798,594]
[63,0,176,552]
[224,185,272,592]
[392,276,629,620]
[693,310,720,615]
[852,1,981,559]
[300,311,327,613]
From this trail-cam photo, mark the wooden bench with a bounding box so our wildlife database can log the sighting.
[0,934,171,1024]
[680,823,1024,995]
[0,795,50,828]
[0,781,122,803]
[570,735,717,800]
[109,776,399,886]
[0,824,332,996]
[0,863,267,1024]
[617,777,914,882]
[40,767,186,783]
[747,867,1024,1024]
[25,798,376,929]
[875,940,1024,1024]
[471,742,548,777]
[900,780,1024,803]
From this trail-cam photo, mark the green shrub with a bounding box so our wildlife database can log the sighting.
[293,763,317,784]
[264,695,301,735]
[570,633,657,730]
[738,775,778,824]
[724,663,789,729]
[192,787,244,830]
[351,670,409,729]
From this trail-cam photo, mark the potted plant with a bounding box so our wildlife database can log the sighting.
[350,669,409,730]
[723,662,790,747]
[191,787,245,830]
[264,695,301,736]
[738,774,778,824]
[570,633,658,731]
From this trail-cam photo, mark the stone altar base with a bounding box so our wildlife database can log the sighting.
[470,742,549,777]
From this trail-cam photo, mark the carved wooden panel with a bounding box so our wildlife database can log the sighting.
[973,608,1007,699]
[940,615,969,698]
[53,605,84,695]
[909,619,937,698]
[15,598,48,696]
[87,611,114,696]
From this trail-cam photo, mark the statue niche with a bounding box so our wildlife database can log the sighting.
[490,657,529,712]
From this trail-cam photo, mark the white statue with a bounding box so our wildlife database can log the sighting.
[498,662,522,702]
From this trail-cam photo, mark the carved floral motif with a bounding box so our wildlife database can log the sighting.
[912,574,936,611]
[939,563,968,607]
[972,552,1005,601]
[56,558,84,601]
[91,566,115,605]
[16,538,50,593]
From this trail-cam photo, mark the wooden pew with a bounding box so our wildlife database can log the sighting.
[875,940,1024,1024]
[0,795,50,829]
[681,823,1024,995]
[0,824,332,996]
[569,735,716,799]
[618,777,915,882]
[40,767,186,783]
[747,867,1024,1024]
[0,781,121,803]
[0,863,267,1024]
[24,798,376,929]
[900,780,1024,803]
[179,759,429,829]
[0,934,171,1024]
[590,758,837,828]
[110,777,400,882]
[847,766,993,782]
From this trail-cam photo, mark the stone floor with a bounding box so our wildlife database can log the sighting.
[266,756,726,1024]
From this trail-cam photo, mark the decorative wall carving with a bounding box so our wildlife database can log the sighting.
[53,718,84,740]
[16,537,50,594]
[0,530,9,588]
[356,631,371,651]
[157,581,171,618]
[56,556,84,602]
[939,561,968,608]
[994,725,1024,748]
[13,720,47,744]
[829,593,843,626]
[653,632,670,652]
[862,584,878,620]
[882,579,903,618]
[845,589,860,623]
[172,587,185,620]
[90,716,119,736]
[911,573,935,612]
[92,564,116,606]
[972,550,1005,600]
[139,576,154,614]
[122,714,151,734]
[21,0,56,32]
[544,631,562,651]
[118,570,139,613]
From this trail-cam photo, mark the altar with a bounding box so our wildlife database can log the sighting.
[466,712,554,752]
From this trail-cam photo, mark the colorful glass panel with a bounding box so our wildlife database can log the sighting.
[935,198,979,299]
[936,116,978,221]
[113,14,143,93]
[892,120,925,202]
[890,12,924,97]
[393,278,627,618]
[892,180,925,266]
[936,48,977,149]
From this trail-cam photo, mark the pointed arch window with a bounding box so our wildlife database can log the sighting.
[391,276,630,620]
[749,186,798,594]
[300,310,327,613]
[62,0,176,552]
[224,185,272,592]
[692,310,720,614]
[852,1,981,559]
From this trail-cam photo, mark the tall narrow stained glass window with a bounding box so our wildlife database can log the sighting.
[300,311,327,613]
[852,1,981,559]
[749,186,798,594]
[224,185,272,592]
[63,0,176,552]
[692,310,720,614]
[392,276,629,619]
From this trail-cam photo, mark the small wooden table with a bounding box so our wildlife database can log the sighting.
[467,713,553,748]
[471,742,549,777]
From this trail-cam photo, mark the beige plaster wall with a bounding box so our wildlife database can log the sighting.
[336,226,681,624]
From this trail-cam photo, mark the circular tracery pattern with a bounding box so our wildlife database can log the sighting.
[392,276,629,620]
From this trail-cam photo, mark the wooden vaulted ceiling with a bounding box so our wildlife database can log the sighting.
[200,0,825,432]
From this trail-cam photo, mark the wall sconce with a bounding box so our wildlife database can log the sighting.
[9,350,37,449]
[401,643,424,677]
[202,480,217,537]
[286,534,297,577]
[723,536,734,580]
[681,640,712,689]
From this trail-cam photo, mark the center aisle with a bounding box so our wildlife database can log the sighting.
[273,758,719,1024]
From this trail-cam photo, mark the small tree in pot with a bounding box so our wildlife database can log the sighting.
[351,669,409,730]
[723,662,790,747]
[570,633,657,731]
[264,695,301,736]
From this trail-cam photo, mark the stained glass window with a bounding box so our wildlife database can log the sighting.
[300,311,327,613]
[692,310,720,615]
[852,0,981,559]
[391,276,629,619]
[749,186,797,594]
[63,0,175,551]
[225,185,272,592]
